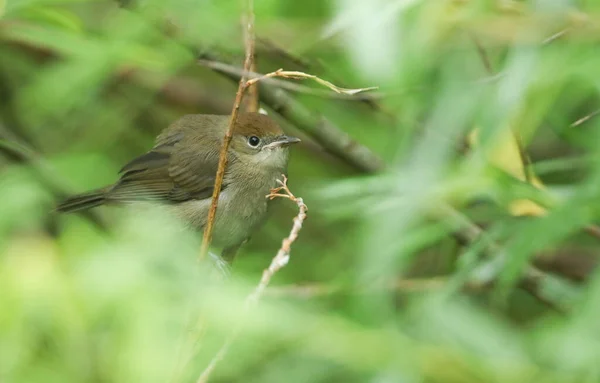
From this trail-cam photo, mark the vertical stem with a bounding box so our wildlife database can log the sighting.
[199,0,255,260]
[245,60,260,112]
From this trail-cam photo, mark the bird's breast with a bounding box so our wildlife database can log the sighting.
[170,172,277,249]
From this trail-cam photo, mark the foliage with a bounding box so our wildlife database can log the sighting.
[1,0,600,382]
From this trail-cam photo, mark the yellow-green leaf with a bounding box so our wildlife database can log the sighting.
[468,126,547,217]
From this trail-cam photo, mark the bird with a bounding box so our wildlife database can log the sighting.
[57,112,301,261]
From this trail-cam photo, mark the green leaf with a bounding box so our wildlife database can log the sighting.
[19,6,84,32]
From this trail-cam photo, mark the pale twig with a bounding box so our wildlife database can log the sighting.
[197,175,307,383]
[245,68,377,95]
[543,28,571,45]
[264,277,454,298]
[571,109,600,128]
[198,58,388,100]
[255,36,398,120]
[251,175,308,301]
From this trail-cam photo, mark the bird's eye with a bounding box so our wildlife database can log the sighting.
[248,136,261,147]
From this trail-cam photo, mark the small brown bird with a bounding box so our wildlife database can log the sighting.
[57,113,301,260]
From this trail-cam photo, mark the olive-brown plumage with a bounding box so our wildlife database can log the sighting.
[57,113,300,258]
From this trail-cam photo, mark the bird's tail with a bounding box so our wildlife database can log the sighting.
[56,188,109,213]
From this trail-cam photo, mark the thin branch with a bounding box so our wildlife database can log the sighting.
[245,68,377,95]
[255,37,397,119]
[244,63,260,113]
[571,108,600,128]
[243,16,259,113]
[198,58,387,101]
[264,277,473,298]
[197,175,307,383]
[197,59,507,101]
[542,28,571,45]
[252,175,307,300]
[199,0,256,261]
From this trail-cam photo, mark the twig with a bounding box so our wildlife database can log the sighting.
[197,175,307,383]
[543,28,571,45]
[255,37,396,119]
[571,108,600,128]
[244,59,260,113]
[245,68,377,95]
[264,277,483,298]
[252,176,308,298]
[199,0,256,261]
[198,58,386,101]
[243,13,259,113]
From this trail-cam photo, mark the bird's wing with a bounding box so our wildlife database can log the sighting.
[107,131,227,203]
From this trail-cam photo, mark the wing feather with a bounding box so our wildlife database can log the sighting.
[106,122,228,203]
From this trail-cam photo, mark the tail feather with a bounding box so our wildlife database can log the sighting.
[56,188,108,213]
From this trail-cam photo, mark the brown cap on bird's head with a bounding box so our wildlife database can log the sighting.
[234,112,284,137]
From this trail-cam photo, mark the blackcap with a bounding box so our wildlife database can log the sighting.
[57,112,301,260]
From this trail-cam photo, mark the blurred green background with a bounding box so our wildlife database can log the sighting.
[2,0,600,382]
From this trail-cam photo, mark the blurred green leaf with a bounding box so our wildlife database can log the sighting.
[18,6,84,31]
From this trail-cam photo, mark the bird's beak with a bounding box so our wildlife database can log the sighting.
[268,135,301,148]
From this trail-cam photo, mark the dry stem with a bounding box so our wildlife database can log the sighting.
[245,59,260,112]
[198,58,385,100]
[197,175,307,383]
[245,68,377,95]
[199,0,256,260]
[571,109,600,128]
